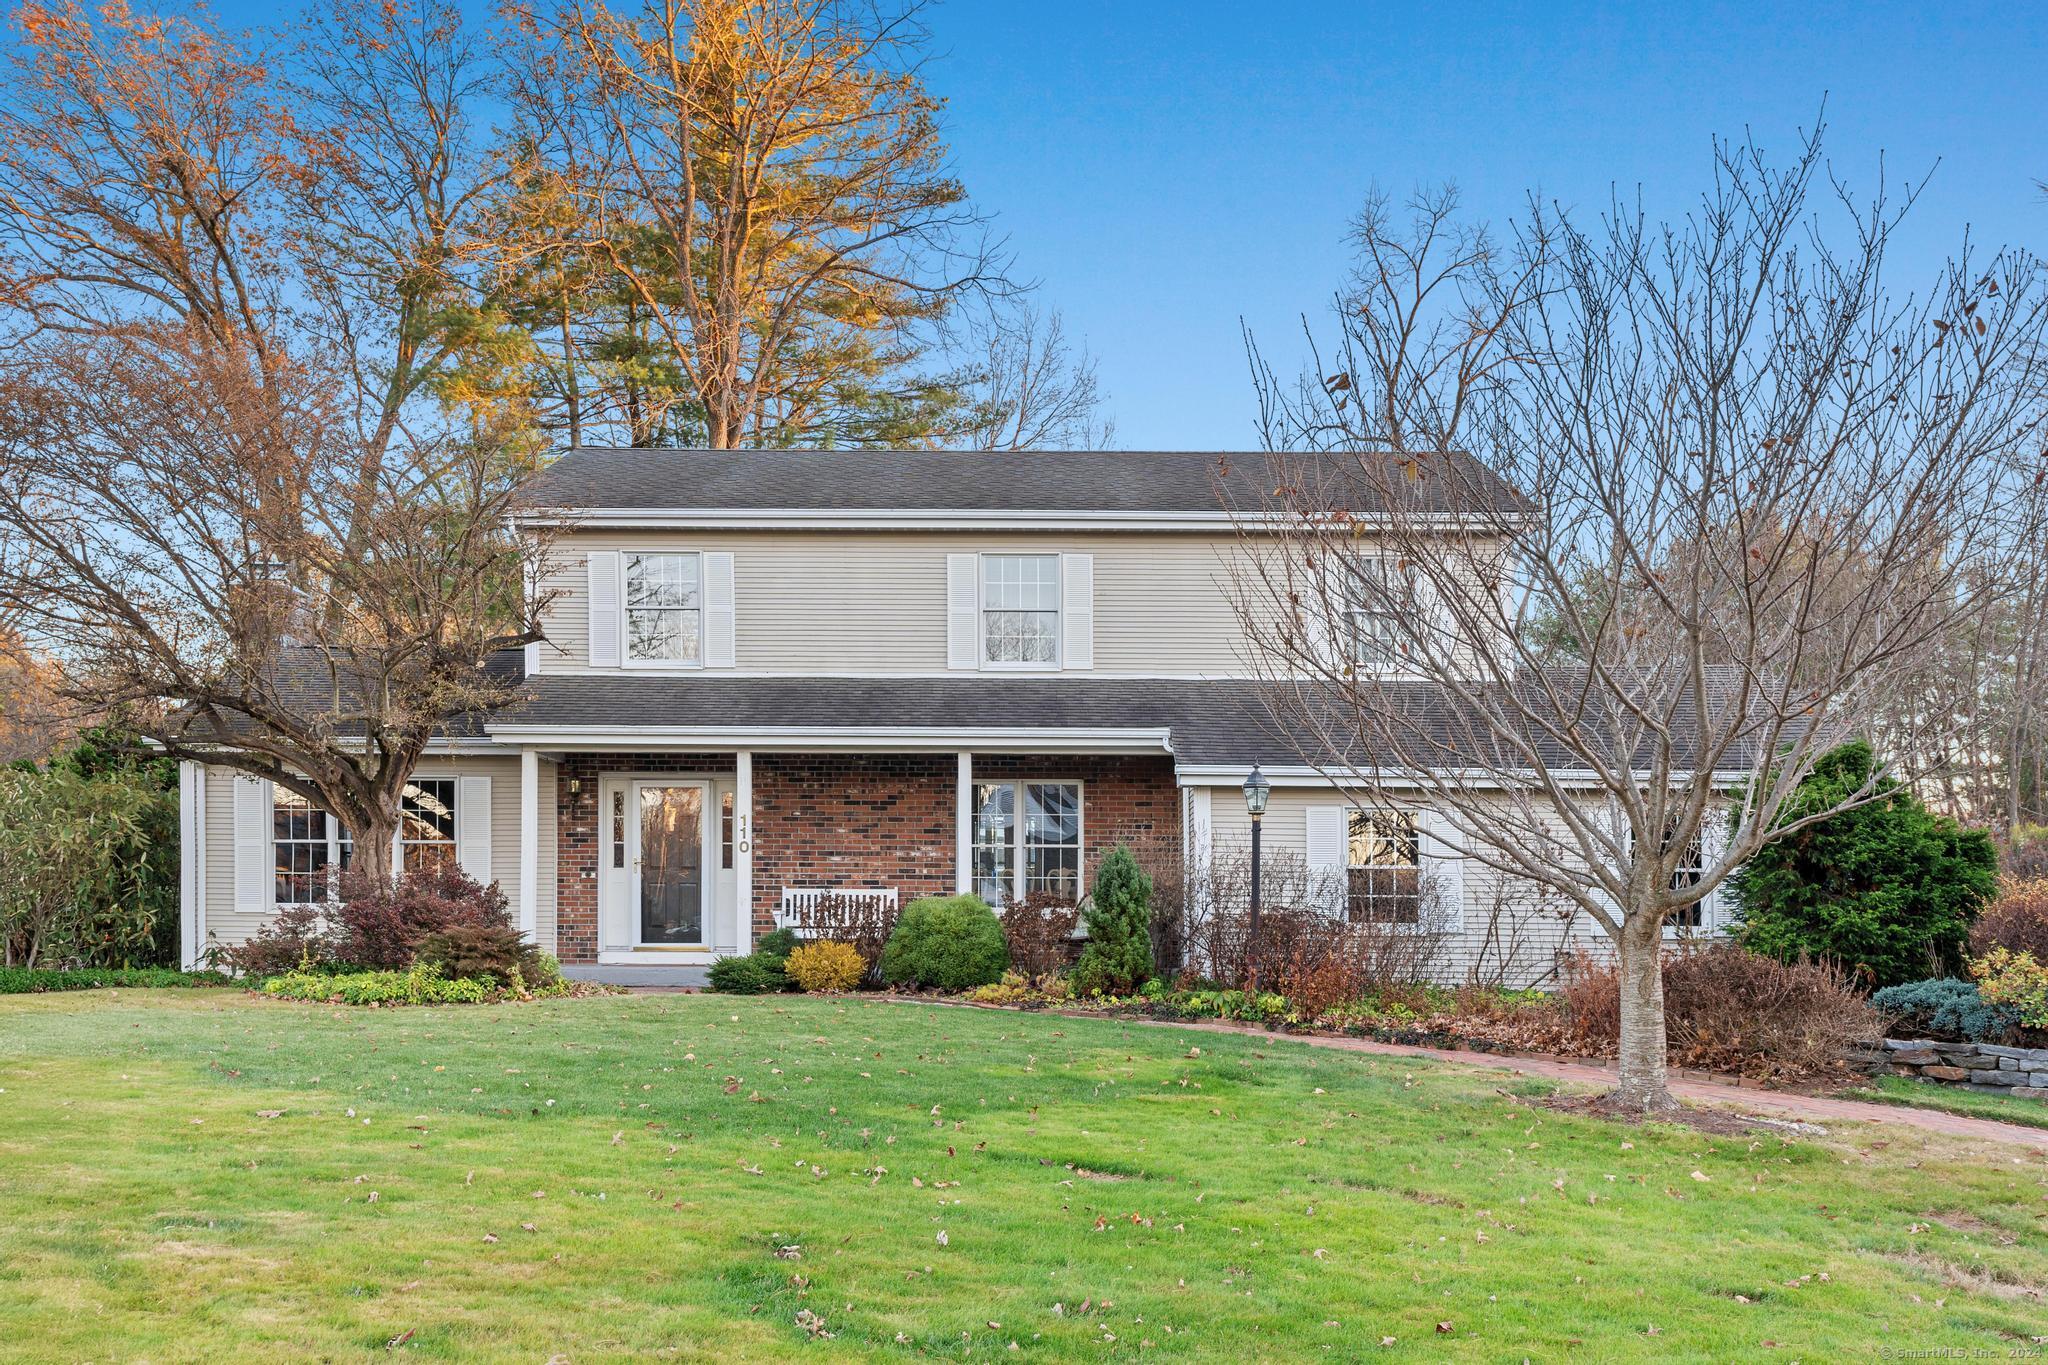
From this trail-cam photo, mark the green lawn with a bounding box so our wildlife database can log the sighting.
[1849,1073,2048,1132]
[2,993,2045,1362]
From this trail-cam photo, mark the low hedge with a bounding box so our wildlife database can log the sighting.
[0,966,230,995]
[260,962,568,1006]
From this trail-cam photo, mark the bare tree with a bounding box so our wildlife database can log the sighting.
[0,1,547,879]
[948,302,1114,451]
[1233,133,2048,1111]
[0,332,547,883]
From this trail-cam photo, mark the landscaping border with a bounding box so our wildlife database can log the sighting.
[1879,1037,2048,1101]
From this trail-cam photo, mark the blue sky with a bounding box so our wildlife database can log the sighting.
[926,0,2048,448]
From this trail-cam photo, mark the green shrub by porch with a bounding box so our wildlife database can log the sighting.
[1073,845,1155,994]
[878,894,1008,991]
[706,953,788,994]
[752,928,801,964]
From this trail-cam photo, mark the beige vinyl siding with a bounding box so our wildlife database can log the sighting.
[535,549,589,668]
[536,529,1281,676]
[1203,785,1612,990]
[196,756,559,955]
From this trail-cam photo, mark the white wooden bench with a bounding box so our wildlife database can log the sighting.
[774,887,900,936]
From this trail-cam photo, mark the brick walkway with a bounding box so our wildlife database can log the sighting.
[1142,1016,2048,1151]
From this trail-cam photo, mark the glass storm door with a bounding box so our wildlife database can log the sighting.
[634,783,707,945]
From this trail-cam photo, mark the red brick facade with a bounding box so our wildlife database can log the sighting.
[749,754,957,934]
[552,750,1180,961]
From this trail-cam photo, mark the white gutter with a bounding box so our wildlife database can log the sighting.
[482,723,1176,755]
[1172,763,1751,790]
[509,508,1530,534]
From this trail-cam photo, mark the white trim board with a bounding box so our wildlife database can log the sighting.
[513,509,1530,533]
[485,725,1175,754]
[1172,764,1751,790]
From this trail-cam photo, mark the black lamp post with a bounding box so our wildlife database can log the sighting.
[1241,764,1270,986]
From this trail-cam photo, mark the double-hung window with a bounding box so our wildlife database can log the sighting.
[1346,809,1421,924]
[981,554,1060,666]
[274,789,341,905]
[625,552,702,665]
[1346,557,1419,673]
[1653,823,1707,931]
[400,778,458,873]
[972,780,1082,907]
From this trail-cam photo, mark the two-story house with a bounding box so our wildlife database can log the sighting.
[175,447,1724,983]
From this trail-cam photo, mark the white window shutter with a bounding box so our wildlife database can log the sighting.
[233,775,272,913]
[1303,555,1338,671]
[703,551,736,668]
[1304,805,1348,915]
[457,775,493,884]
[1419,810,1467,932]
[587,550,621,667]
[946,553,979,670]
[1059,552,1094,669]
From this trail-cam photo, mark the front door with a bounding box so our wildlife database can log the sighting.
[632,782,709,945]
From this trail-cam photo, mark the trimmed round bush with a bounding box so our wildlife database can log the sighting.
[785,940,865,993]
[707,953,787,995]
[878,894,1008,991]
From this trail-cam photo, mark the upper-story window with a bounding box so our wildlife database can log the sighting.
[625,552,702,665]
[982,553,1060,666]
[1346,558,1420,672]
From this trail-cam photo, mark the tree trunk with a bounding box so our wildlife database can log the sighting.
[346,811,399,890]
[1610,917,1676,1113]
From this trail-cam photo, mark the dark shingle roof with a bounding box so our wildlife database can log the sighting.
[490,672,1755,772]
[516,447,1529,518]
[491,675,1282,765]
[171,648,526,744]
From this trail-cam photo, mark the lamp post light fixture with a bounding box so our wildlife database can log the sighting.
[1242,764,1271,987]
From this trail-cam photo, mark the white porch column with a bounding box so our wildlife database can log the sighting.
[955,751,973,894]
[518,747,540,941]
[179,761,205,969]
[735,750,755,953]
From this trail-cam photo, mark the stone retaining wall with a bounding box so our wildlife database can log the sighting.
[1882,1038,2048,1101]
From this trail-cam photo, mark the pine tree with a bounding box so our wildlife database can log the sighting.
[1733,741,1998,985]
[1073,846,1155,994]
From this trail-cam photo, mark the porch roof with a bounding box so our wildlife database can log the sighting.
[487,669,1759,777]
[487,676,1281,763]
